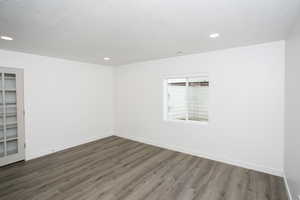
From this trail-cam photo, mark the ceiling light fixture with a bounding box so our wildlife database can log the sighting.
[103,57,111,61]
[1,36,13,41]
[209,33,220,38]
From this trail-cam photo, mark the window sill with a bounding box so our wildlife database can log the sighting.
[164,119,208,125]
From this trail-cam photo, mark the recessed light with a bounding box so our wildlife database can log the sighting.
[103,57,111,61]
[1,36,13,41]
[209,33,220,38]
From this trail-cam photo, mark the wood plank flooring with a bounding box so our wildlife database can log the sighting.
[0,136,288,200]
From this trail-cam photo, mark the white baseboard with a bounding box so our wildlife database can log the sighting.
[116,134,283,177]
[26,132,114,161]
[283,173,293,200]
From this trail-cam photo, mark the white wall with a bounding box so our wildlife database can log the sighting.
[0,49,114,160]
[0,41,285,177]
[285,14,300,199]
[115,41,285,176]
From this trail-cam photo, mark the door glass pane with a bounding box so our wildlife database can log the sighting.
[0,105,3,116]
[4,73,16,90]
[0,128,3,141]
[6,139,18,155]
[0,103,3,141]
[6,126,17,139]
[0,142,4,157]
[5,91,16,105]
[187,77,209,121]
[6,103,17,140]
[167,78,187,120]
[6,115,17,124]
[0,73,2,89]
[0,111,3,124]
[6,105,17,114]
[0,93,3,106]
[0,116,3,125]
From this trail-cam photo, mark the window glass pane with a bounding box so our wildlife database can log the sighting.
[187,77,209,121]
[167,78,186,120]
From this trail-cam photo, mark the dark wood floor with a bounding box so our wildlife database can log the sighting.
[0,136,287,200]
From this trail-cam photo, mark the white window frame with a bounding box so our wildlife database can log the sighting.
[163,73,209,125]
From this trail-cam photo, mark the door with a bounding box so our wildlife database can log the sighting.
[0,67,25,167]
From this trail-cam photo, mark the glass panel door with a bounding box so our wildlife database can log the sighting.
[0,68,25,167]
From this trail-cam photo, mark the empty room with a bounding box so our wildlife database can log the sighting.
[0,0,299,200]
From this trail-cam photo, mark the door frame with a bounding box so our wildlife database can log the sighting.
[0,66,25,167]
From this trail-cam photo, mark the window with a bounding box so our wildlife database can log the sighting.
[164,75,209,122]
